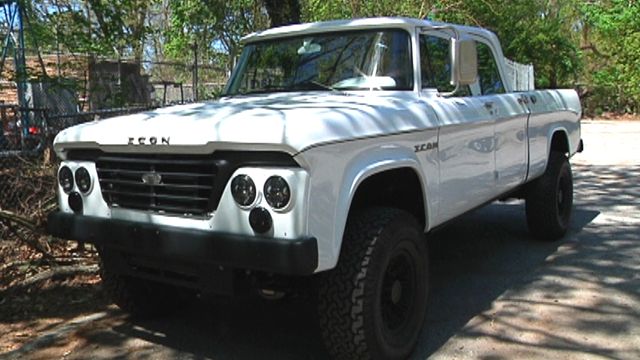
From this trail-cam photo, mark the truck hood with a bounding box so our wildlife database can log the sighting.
[54,92,432,155]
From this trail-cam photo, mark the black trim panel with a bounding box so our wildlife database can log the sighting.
[47,211,318,276]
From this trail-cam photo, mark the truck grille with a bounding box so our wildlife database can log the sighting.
[67,149,299,217]
[95,154,217,216]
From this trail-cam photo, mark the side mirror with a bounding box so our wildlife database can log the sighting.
[450,37,478,86]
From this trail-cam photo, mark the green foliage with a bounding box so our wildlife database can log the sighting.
[429,0,583,89]
[26,0,154,59]
[26,1,96,55]
[165,0,268,72]
[581,0,640,114]
[87,0,152,60]
[14,0,640,114]
[302,0,434,21]
[303,0,583,89]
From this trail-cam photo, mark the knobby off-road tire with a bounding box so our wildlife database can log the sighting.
[98,249,181,318]
[318,208,429,360]
[525,151,573,241]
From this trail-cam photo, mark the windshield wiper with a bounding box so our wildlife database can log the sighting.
[236,81,343,96]
[240,85,289,95]
[292,80,341,93]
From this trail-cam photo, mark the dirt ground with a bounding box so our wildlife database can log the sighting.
[1,119,639,359]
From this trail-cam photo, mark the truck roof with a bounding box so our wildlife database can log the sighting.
[242,17,500,44]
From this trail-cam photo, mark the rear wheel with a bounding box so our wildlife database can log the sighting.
[525,151,573,241]
[318,208,428,360]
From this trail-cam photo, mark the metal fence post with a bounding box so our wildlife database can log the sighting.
[192,42,199,102]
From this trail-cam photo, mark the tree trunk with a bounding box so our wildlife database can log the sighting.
[264,0,301,28]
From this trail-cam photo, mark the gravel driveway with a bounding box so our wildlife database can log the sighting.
[2,119,639,360]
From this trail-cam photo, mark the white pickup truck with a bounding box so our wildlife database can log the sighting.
[48,17,582,360]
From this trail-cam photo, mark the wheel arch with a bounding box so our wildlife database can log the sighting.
[549,128,570,155]
[348,166,427,224]
[329,151,431,270]
[539,127,570,174]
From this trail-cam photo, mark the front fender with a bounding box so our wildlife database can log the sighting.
[301,142,431,272]
[334,146,428,245]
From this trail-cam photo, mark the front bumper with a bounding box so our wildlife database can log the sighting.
[47,211,318,276]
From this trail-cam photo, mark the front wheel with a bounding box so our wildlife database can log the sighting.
[318,208,429,360]
[525,151,573,241]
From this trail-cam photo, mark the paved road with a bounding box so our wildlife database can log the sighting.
[5,120,640,359]
[424,120,640,359]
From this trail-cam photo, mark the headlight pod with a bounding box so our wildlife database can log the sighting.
[75,167,92,194]
[264,176,290,209]
[231,174,257,207]
[58,166,74,193]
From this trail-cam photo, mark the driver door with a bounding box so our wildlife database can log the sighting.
[418,33,497,224]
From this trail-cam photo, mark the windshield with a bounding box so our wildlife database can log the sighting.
[224,29,413,96]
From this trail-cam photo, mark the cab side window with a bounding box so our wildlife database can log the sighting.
[477,42,505,95]
[420,34,470,96]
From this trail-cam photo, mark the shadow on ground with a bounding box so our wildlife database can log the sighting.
[0,275,106,324]
[70,201,600,360]
[414,204,599,358]
[414,163,640,359]
[10,164,640,359]
[73,194,605,358]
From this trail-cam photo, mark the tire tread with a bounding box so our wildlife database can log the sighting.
[526,151,573,241]
[318,207,425,360]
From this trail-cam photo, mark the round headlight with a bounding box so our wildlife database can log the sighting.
[75,167,92,194]
[249,207,272,234]
[58,166,74,193]
[231,175,256,207]
[68,192,83,213]
[264,176,290,209]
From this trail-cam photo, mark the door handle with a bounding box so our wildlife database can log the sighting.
[484,101,494,109]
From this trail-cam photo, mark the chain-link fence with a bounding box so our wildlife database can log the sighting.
[0,103,173,304]
[0,54,228,258]
[0,105,154,254]
[1,103,58,265]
